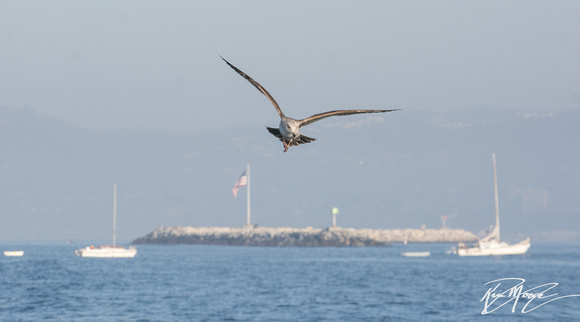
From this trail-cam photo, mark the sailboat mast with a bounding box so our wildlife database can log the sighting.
[492,154,500,242]
[246,164,251,227]
[113,183,117,248]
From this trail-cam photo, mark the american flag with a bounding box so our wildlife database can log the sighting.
[232,170,247,199]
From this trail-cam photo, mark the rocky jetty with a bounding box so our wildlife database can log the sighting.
[133,226,478,247]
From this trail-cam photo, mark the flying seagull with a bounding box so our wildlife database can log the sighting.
[222,57,400,152]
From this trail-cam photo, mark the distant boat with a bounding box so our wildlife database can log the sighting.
[75,184,137,258]
[75,244,136,258]
[4,250,24,257]
[401,251,430,257]
[454,154,531,256]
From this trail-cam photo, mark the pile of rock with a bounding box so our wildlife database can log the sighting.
[133,226,477,247]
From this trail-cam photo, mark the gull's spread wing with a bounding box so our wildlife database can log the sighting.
[222,57,285,118]
[299,109,400,127]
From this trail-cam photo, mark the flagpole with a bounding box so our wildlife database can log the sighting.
[113,183,117,248]
[246,164,251,227]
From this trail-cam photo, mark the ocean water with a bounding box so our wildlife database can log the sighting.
[1,243,579,321]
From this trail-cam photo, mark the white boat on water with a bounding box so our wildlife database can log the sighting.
[453,154,531,256]
[75,245,136,258]
[4,250,24,257]
[456,237,530,256]
[402,251,430,257]
[75,184,137,258]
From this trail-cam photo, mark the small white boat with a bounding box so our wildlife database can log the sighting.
[75,245,137,258]
[455,154,531,256]
[4,250,24,257]
[401,251,430,257]
[76,184,137,258]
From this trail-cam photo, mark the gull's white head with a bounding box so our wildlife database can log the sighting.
[280,118,300,138]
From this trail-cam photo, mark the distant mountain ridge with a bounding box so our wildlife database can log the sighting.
[1,106,579,243]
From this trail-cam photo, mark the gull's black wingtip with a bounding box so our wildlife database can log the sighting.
[218,55,236,69]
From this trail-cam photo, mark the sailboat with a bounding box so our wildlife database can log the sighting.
[455,154,531,256]
[75,184,137,258]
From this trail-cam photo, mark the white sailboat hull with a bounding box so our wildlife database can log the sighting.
[402,251,431,257]
[4,251,24,257]
[75,246,137,258]
[457,238,530,256]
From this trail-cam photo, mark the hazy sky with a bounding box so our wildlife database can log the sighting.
[1,1,579,134]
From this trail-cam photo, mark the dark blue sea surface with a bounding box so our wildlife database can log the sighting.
[1,243,579,321]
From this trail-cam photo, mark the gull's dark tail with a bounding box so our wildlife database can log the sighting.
[266,127,316,147]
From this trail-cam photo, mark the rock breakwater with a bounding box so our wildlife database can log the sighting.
[133,226,478,247]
